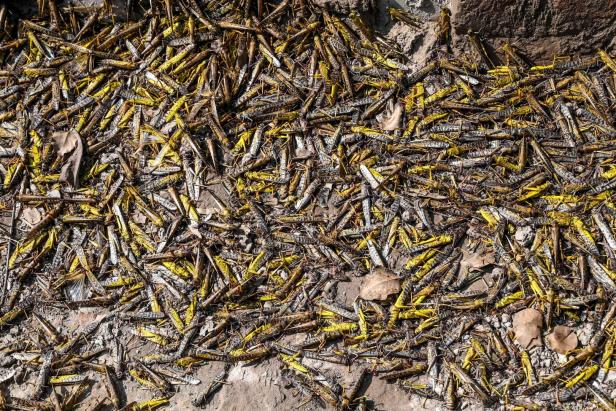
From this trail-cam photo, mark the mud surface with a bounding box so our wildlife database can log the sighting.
[451,0,616,62]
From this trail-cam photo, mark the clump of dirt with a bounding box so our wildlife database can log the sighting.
[386,21,427,56]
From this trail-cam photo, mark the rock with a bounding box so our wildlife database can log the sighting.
[386,21,427,55]
[578,322,594,346]
[199,317,215,336]
[93,333,105,347]
[451,0,616,62]
[514,226,533,247]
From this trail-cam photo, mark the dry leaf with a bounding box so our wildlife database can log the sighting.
[458,245,495,283]
[378,101,404,131]
[512,308,543,349]
[546,325,578,354]
[57,129,84,188]
[359,267,401,301]
[461,244,495,270]
[52,130,79,156]
[22,207,42,226]
[465,277,489,292]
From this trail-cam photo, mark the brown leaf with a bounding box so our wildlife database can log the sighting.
[460,244,495,272]
[512,308,543,349]
[546,325,578,354]
[58,130,84,188]
[378,101,404,131]
[52,129,79,156]
[359,267,401,301]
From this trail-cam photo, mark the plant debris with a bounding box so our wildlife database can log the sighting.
[547,325,578,355]
[359,267,401,301]
[512,308,544,349]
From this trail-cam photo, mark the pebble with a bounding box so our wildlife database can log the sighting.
[578,323,594,346]
[514,226,533,246]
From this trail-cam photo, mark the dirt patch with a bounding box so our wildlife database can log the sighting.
[451,0,616,62]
